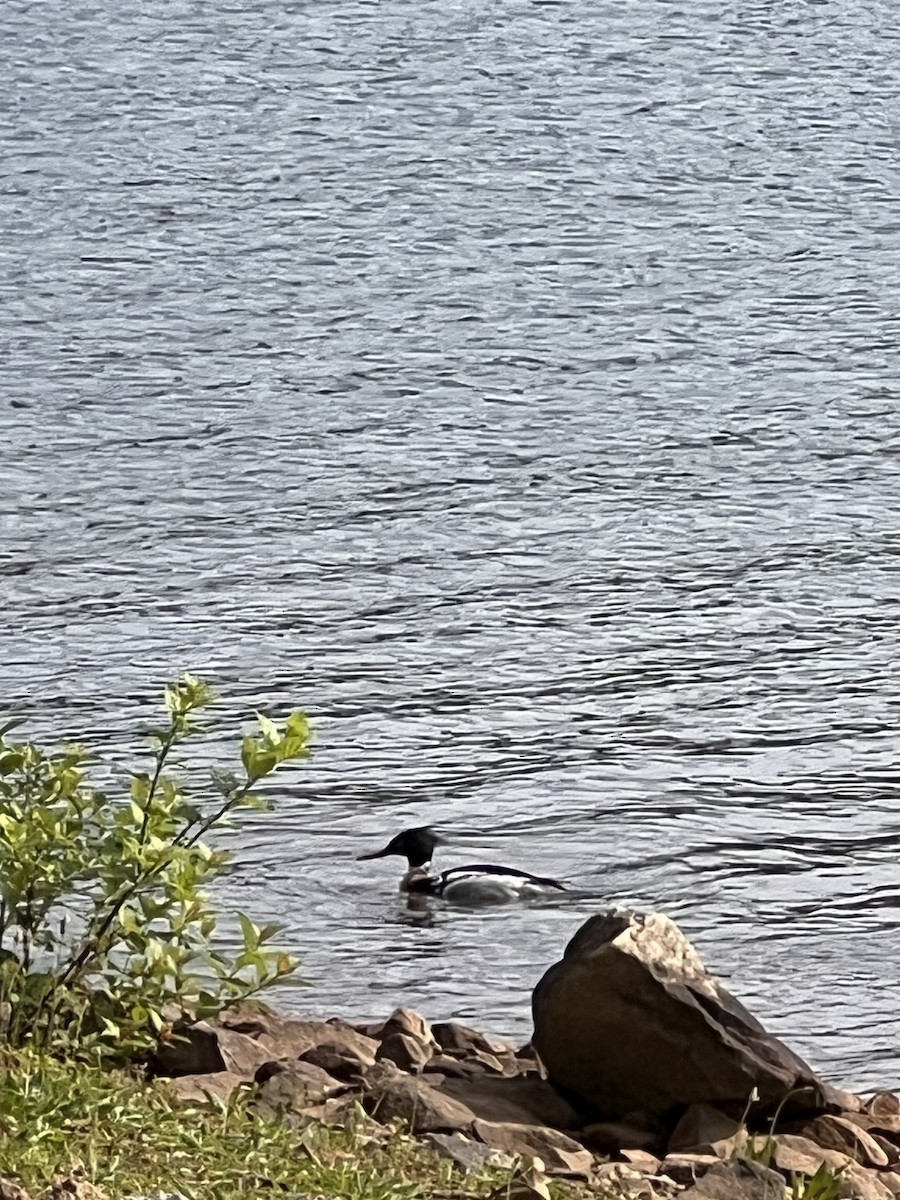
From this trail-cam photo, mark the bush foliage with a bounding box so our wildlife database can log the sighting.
[0,675,309,1060]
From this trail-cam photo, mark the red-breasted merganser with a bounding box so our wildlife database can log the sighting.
[357,826,566,904]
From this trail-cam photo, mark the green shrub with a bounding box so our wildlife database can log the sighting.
[0,675,310,1060]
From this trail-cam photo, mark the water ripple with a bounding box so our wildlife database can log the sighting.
[2,0,900,1091]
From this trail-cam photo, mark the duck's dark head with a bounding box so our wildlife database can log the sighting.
[357,826,441,869]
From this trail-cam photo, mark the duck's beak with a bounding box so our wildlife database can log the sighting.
[357,844,391,861]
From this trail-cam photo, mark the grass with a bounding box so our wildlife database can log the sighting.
[0,1051,607,1200]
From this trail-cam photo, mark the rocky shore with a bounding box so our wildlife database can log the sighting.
[151,910,900,1200]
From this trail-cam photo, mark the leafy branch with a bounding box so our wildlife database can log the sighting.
[0,676,311,1060]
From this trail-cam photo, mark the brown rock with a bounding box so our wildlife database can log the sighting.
[680,1159,788,1199]
[440,1070,580,1129]
[855,1114,900,1147]
[829,1089,864,1114]
[166,1070,247,1108]
[290,1018,379,1063]
[153,1020,262,1077]
[423,1055,481,1080]
[878,1171,900,1195]
[432,1021,505,1058]
[49,1178,108,1200]
[668,1104,746,1156]
[353,1019,385,1038]
[661,1154,722,1186]
[762,1133,851,1178]
[220,1006,377,1061]
[620,1149,663,1174]
[376,1032,433,1073]
[153,1008,377,1081]
[594,1163,658,1196]
[380,1007,437,1048]
[425,1050,520,1079]
[254,1060,343,1114]
[472,1120,593,1176]
[0,1182,34,1200]
[532,911,838,1122]
[297,1095,386,1135]
[363,1062,475,1133]
[299,1038,375,1080]
[803,1115,890,1168]
[580,1119,665,1155]
[470,1050,511,1074]
[870,1095,900,1119]
[849,1171,897,1200]
[873,1136,900,1167]
[837,1166,896,1200]
[847,1112,900,1134]
[515,1042,541,1065]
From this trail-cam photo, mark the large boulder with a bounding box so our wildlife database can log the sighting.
[532,911,842,1123]
[439,1070,581,1129]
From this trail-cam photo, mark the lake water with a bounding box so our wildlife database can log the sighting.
[2,0,900,1092]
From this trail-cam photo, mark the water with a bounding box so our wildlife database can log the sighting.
[2,0,900,1093]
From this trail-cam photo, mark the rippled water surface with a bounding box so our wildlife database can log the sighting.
[3,0,900,1091]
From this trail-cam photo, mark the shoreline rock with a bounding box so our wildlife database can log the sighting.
[532,910,850,1123]
[153,998,900,1198]
[150,909,900,1199]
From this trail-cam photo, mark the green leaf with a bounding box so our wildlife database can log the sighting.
[285,711,310,742]
[237,913,260,952]
[255,712,279,744]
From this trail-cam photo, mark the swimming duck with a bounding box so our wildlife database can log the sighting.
[357,826,566,904]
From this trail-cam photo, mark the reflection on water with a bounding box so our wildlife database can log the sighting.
[3,0,900,1092]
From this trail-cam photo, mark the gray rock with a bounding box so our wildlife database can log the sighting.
[679,1159,788,1199]
[580,1118,665,1155]
[471,1120,593,1176]
[379,1007,437,1049]
[667,1103,747,1156]
[801,1114,891,1168]
[253,1059,343,1114]
[532,911,842,1122]
[362,1061,476,1133]
[165,1070,247,1108]
[424,1132,516,1172]
[376,1032,433,1073]
[661,1154,723,1186]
